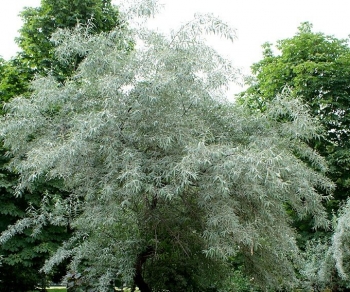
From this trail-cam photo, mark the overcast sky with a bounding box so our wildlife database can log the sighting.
[1,0,350,94]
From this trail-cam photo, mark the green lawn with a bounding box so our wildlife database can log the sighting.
[31,288,67,292]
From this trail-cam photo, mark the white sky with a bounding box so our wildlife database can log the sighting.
[1,0,350,94]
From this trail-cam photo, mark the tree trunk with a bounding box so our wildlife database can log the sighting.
[133,246,153,292]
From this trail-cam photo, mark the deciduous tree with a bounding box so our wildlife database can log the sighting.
[0,5,333,291]
[239,23,350,210]
[238,22,350,289]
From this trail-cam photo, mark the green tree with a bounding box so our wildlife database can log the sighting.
[239,22,350,205]
[238,22,350,289]
[17,0,122,79]
[0,5,333,291]
[0,0,123,290]
[243,23,350,135]
[239,23,350,214]
[0,54,34,104]
[0,0,123,102]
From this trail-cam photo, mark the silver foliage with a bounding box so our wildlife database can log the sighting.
[0,0,333,290]
[331,199,350,281]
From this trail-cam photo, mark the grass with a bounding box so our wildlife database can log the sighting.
[31,288,67,292]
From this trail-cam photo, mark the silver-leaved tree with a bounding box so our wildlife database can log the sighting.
[0,1,334,291]
[302,198,350,290]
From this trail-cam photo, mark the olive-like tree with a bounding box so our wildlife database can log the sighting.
[0,3,333,291]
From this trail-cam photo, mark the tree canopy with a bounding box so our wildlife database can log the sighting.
[240,22,350,146]
[239,22,350,290]
[0,0,123,102]
[17,0,122,79]
[0,4,333,291]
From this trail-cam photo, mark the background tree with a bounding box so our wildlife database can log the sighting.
[1,5,333,291]
[16,0,123,80]
[238,22,350,289]
[0,0,122,103]
[0,0,123,290]
[0,54,33,104]
[239,22,350,206]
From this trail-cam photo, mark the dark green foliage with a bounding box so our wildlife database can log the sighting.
[0,148,69,291]
[0,54,33,106]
